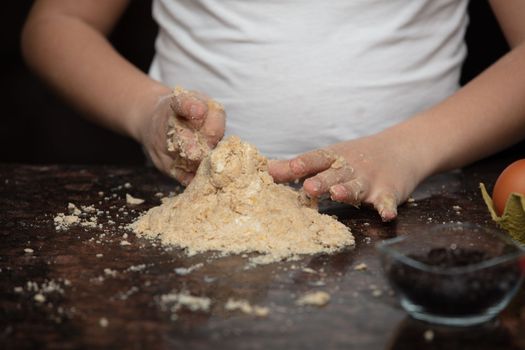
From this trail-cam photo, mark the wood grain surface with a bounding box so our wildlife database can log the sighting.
[0,158,523,350]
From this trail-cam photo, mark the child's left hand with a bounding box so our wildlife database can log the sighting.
[268,132,428,221]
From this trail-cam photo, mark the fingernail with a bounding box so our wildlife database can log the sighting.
[329,185,344,199]
[190,104,199,119]
[380,208,397,222]
[308,179,321,192]
[190,103,204,119]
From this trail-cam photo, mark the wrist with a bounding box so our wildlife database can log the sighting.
[377,122,437,184]
[126,82,172,143]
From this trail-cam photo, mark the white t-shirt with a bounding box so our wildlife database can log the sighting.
[149,0,469,159]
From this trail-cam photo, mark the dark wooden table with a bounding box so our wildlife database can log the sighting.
[1,157,524,350]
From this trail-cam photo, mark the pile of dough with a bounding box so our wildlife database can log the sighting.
[132,136,354,264]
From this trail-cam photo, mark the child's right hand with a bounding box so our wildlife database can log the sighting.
[136,87,226,185]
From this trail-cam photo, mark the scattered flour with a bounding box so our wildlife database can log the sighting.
[296,291,331,307]
[133,136,354,264]
[174,263,203,276]
[54,203,98,230]
[159,291,211,320]
[104,268,117,277]
[99,317,109,328]
[354,263,368,271]
[160,292,211,312]
[127,264,146,272]
[126,194,145,205]
[15,279,71,306]
[424,329,435,342]
[34,293,46,303]
[302,267,317,274]
[54,213,80,230]
[224,298,269,317]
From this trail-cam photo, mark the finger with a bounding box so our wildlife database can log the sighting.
[168,123,208,161]
[289,149,338,178]
[303,166,355,197]
[200,100,226,148]
[329,178,368,206]
[268,150,346,184]
[171,87,208,129]
[267,159,297,183]
[372,191,398,222]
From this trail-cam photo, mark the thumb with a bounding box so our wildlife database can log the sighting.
[171,86,208,129]
[268,159,297,183]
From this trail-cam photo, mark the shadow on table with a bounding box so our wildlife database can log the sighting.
[386,316,518,350]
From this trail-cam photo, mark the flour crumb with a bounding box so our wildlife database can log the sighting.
[302,267,317,274]
[225,298,269,317]
[308,280,326,287]
[120,240,131,246]
[126,194,144,205]
[81,205,96,214]
[104,268,117,277]
[174,263,203,276]
[54,213,80,230]
[34,293,46,303]
[354,263,368,271]
[296,291,330,307]
[118,286,139,300]
[53,203,105,230]
[68,202,82,215]
[127,264,146,272]
[372,289,383,297]
[159,292,211,319]
[99,318,109,328]
[369,285,383,297]
[424,329,434,342]
[24,248,34,254]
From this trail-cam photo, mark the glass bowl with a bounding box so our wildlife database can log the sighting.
[377,223,525,326]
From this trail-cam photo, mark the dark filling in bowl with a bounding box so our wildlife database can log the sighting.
[387,248,521,316]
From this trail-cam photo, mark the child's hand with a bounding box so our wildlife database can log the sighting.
[268,133,427,221]
[137,87,226,185]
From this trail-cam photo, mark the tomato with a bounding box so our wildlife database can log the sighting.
[492,159,525,215]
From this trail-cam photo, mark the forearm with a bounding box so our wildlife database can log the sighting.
[386,42,525,177]
[21,5,170,141]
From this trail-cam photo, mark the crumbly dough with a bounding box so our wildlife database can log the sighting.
[133,136,354,264]
[166,87,224,175]
[166,115,209,173]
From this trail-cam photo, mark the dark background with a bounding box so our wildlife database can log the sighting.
[0,1,522,166]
